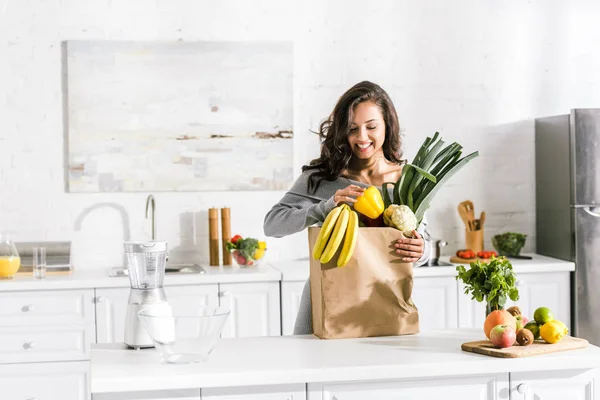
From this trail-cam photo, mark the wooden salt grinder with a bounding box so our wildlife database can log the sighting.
[208,208,220,266]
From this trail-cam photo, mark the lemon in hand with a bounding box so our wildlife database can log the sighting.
[540,320,566,344]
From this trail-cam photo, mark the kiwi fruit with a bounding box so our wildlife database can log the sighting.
[507,306,522,317]
[516,328,534,346]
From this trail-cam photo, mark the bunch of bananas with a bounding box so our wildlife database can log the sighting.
[312,204,359,267]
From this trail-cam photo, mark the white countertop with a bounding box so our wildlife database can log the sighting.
[91,328,600,394]
[271,253,575,281]
[0,264,281,292]
[0,254,574,292]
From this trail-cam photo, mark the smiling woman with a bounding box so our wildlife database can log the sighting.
[263,81,432,335]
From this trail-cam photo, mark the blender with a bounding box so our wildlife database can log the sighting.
[123,241,169,349]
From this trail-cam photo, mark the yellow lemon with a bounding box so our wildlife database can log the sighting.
[258,241,267,249]
[553,320,569,335]
[540,321,566,344]
[254,248,265,260]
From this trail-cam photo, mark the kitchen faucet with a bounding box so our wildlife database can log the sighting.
[145,194,156,240]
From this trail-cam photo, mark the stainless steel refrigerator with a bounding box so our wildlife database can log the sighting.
[536,108,600,345]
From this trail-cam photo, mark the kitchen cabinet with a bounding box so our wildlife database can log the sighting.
[202,383,306,399]
[95,287,130,344]
[458,272,571,329]
[281,280,307,336]
[411,276,458,330]
[307,373,509,399]
[0,289,95,364]
[95,285,219,344]
[219,281,281,338]
[510,368,600,399]
[0,360,90,400]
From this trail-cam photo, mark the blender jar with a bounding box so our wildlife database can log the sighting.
[0,232,21,279]
[124,241,167,289]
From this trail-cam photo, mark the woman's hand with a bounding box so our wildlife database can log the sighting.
[394,230,424,262]
[334,184,365,205]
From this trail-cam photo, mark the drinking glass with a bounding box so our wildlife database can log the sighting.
[33,247,46,279]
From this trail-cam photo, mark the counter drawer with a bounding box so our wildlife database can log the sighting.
[0,289,95,327]
[0,360,89,400]
[0,324,92,364]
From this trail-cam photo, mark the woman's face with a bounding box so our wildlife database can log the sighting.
[347,101,386,160]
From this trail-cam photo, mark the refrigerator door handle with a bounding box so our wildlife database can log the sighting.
[583,207,600,218]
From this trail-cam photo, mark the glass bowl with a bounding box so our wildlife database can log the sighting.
[138,304,230,364]
[230,249,266,267]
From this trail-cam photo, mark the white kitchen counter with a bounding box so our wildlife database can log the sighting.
[0,264,281,292]
[271,253,575,281]
[90,328,600,394]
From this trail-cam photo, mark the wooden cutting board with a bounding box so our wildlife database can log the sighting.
[462,336,589,358]
[449,256,491,264]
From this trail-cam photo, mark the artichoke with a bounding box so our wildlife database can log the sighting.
[383,204,417,236]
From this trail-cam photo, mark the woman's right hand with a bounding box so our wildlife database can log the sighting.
[334,185,365,205]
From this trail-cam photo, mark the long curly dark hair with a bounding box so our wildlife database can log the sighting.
[303,81,403,193]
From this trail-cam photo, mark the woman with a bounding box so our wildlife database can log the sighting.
[263,81,431,334]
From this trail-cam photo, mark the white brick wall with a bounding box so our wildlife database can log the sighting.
[1,0,600,268]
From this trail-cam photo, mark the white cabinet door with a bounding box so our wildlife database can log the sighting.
[219,282,281,338]
[505,272,571,330]
[281,281,307,336]
[458,281,486,329]
[203,383,305,400]
[511,368,600,400]
[0,360,89,400]
[93,389,199,400]
[308,374,508,400]
[411,276,458,330]
[95,287,130,344]
[458,272,571,330]
[95,285,219,344]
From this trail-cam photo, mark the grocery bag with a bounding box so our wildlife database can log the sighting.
[308,226,420,339]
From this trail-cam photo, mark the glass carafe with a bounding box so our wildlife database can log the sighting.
[0,233,21,279]
[124,241,167,289]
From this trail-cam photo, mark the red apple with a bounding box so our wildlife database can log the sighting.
[490,324,517,348]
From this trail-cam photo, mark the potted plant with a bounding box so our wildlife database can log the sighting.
[455,256,520,316]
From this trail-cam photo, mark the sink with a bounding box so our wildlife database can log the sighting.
[108,264,206,277]
[165,264,206,274]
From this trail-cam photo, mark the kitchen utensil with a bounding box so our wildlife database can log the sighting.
[124,240,169,349]
[465,229,484,254]
[461,336,588,358]
[425,239,448,266]
[0,233,20,279]
[508,255,534,260]
[457,204,472,231]
[464,200,475,229]
[479,211,486,229]
[138,305,230,364]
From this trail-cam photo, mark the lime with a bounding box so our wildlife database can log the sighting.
[533,306,554,325]
[540,320,565,344]
[524,321,541,340]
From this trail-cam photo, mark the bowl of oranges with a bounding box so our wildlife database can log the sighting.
[226,235,267,267]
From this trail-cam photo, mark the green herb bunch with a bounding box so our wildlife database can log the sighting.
[456,256,519,311]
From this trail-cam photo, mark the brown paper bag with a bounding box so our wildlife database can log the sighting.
[308,226,420,339]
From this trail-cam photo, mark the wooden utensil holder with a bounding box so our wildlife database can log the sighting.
[465,229,484,253]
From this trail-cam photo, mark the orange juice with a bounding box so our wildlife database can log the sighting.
[0,256,20,278]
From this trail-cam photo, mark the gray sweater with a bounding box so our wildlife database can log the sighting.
[263,170,432,334]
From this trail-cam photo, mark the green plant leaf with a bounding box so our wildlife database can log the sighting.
[382,182,395,209]
[414,151,479,223]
